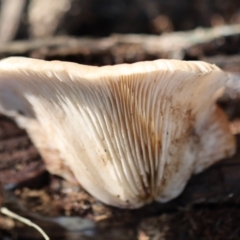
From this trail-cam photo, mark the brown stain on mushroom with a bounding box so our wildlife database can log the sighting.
[105,72,218,202]
[107,74,166,200]
[107,73,204,201]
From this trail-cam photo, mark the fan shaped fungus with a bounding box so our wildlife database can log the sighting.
[0,57,235,208]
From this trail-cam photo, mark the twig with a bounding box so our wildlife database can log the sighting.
[0,207,50,240]
[0,24,240,59]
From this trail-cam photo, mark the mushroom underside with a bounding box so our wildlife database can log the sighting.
[0,57,236,208]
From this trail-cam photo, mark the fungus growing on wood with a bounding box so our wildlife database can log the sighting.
[0,57,235,208]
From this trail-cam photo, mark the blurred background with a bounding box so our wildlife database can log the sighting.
[0,0,240,68]
[1,0,240,42]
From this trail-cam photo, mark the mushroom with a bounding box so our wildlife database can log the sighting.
[0,57,235,208]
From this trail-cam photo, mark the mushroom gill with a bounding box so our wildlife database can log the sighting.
[0,57,235,208]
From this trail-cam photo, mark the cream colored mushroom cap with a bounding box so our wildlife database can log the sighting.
[0,57,235,208]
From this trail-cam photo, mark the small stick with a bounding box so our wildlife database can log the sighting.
[0,207,49,240]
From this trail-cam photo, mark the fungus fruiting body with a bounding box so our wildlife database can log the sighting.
[0,57,235,208]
